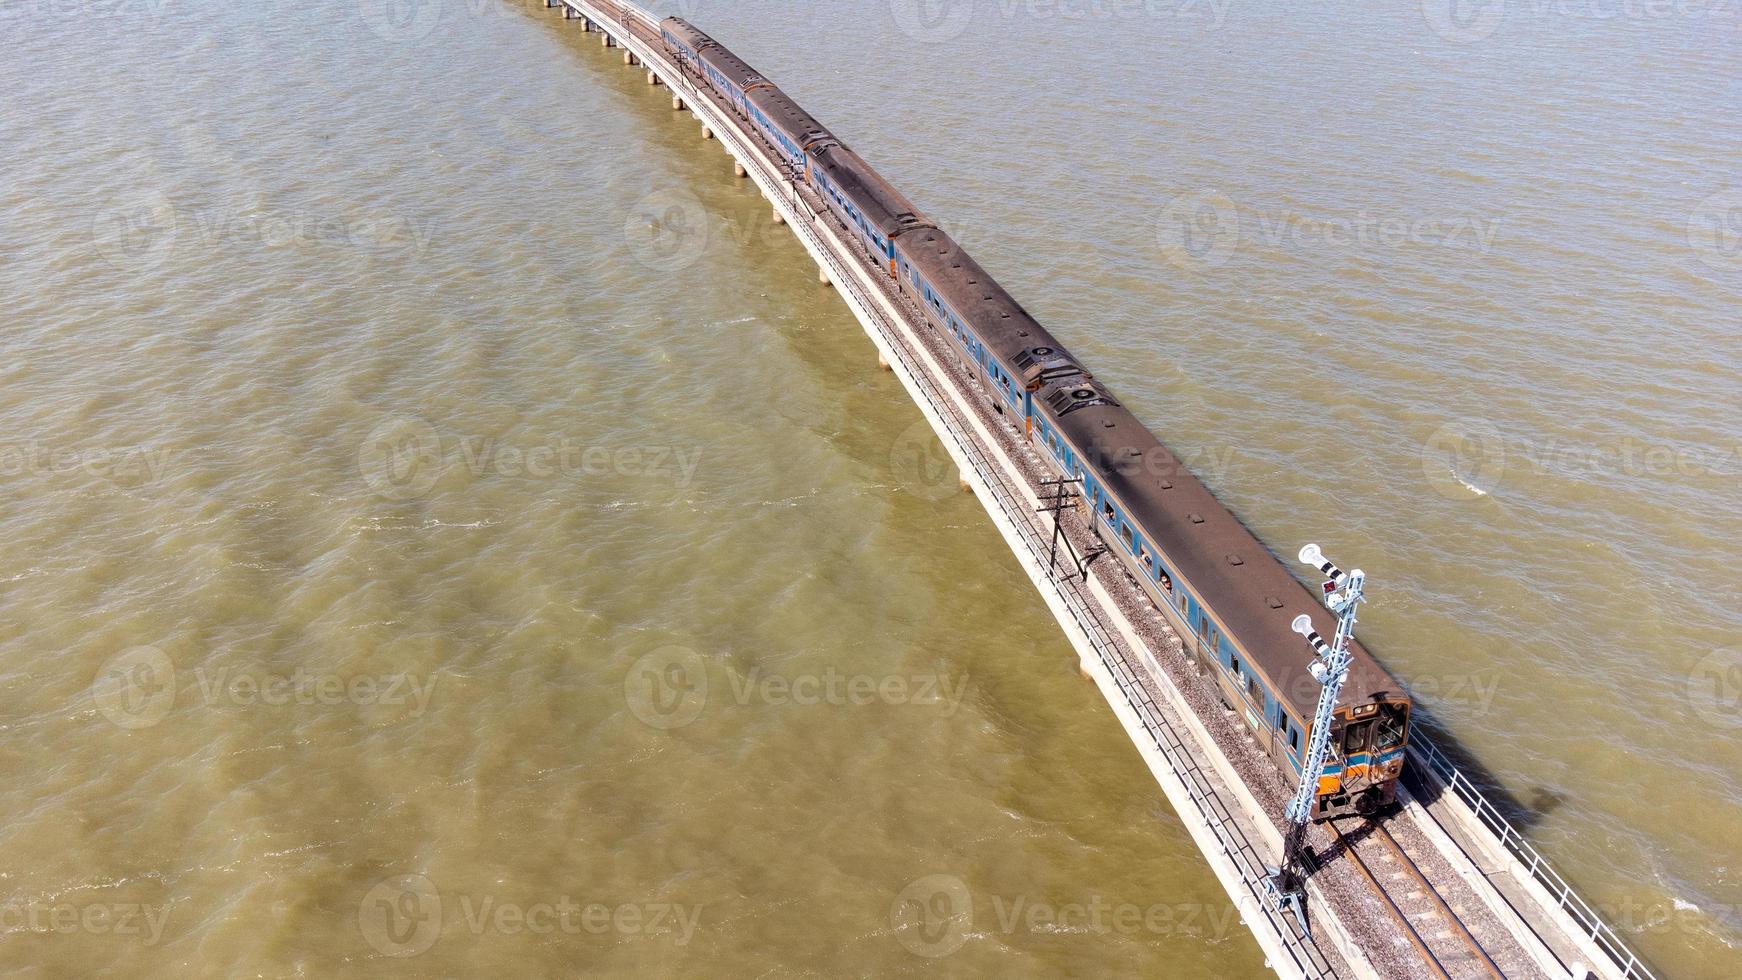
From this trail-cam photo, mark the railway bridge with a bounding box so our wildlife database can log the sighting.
[538,2,1658,976]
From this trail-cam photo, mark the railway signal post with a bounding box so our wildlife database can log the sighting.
[1267,543,1367,926]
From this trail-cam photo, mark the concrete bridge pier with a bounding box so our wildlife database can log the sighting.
[647,70,661,86]
[818,267,831,287]
[672,95,684,110]
[771,209,785,226]
[701,125,714,140]
[733,161,746,178]
[878,353,891,371]
[602,33,614,47]
[624,51,639,66]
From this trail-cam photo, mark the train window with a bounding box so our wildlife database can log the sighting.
[1229,654,1241,677]
[1289,725,1300,752]
[1343,722,1372,754]
[1103,500,1115,520]
[1121,524,1133,548]
[1158,572,1172,594]
[1248,676,1262,704]
[1374,704,1407,752]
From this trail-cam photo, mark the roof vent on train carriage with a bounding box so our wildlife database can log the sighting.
[1159,479,1173,489]
[1188,513,1206,524]
[1045,381,1119,415]
[1266,596,1284,609]
[1019,355,1082,391]
[1227,555,1245,566]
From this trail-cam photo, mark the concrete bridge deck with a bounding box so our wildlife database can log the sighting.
[543,3,1659,977]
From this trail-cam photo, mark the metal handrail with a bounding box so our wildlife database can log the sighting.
[1409,733,1656,980]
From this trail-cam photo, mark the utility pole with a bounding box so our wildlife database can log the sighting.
[1267,543,1366,925]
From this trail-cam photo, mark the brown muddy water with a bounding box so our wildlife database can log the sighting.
[1,0,1738,976]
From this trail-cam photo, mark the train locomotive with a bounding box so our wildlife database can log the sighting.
[659,17,1412,819]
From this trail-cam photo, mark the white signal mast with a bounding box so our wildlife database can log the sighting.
[1267,543,1366,924]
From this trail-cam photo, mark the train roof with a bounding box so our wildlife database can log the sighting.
[696,41,767,91]
[744,85,835,151]
[660,17,716,53]
[810,144,932,237]
[1046,396,1402,715]
[898,229,1065,359]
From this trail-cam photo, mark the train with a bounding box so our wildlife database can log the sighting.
[658,15,1411,819]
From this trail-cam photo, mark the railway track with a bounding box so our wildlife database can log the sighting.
[1327,815,1507,980]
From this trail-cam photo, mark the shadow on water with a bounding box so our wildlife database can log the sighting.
[1404,699,1562,834]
